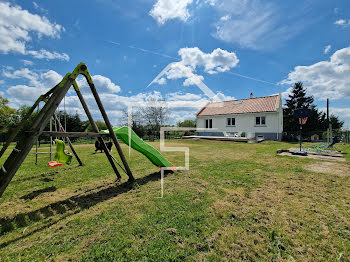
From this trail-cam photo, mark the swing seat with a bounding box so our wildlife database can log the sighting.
[54,139,72,165]
[48,161,63,168]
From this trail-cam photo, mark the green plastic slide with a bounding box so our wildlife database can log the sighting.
[100,126,172,168]
[54,139,72,164]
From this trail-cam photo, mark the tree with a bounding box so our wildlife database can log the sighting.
[283,82,314,133]
[121,108,146,138]
[85,121,107,132]
[54,111,87,132]
[0,95,16,133]
[141,98,169,138]
[330,114,344,131]
[8,105,39,140]
[177,119,196,127]
[176,119,196,137]
[283,82,343,139]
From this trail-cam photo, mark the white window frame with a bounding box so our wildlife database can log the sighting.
[226,117,236,126]
[255,116,266,126]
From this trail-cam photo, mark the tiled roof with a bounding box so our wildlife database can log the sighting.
[197,94,280,116]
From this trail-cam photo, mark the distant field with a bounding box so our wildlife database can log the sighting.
[1,140,350,261]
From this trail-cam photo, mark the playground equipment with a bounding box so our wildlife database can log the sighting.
[0,63,139,198]
[101,126,173,168]
[54,139,73,165]
[292,108,311,156]
[307,135,340,154]
[46,139,73,167]
[27,96,70,166]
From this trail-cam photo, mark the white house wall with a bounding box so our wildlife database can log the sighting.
[196,111,282,140]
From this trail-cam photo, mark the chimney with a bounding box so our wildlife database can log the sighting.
[250,92,254,98]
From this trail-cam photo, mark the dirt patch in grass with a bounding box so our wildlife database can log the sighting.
[278,151,346,162]
[304,161,350,176]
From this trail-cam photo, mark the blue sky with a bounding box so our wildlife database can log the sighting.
[0,0,350,128]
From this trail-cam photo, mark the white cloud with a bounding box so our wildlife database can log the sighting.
[3,66,219,125]
[41,70,63,87]
[220,15,230,21]
[21,59,34,66]
[324,45,331,54]
[280,46,350,100]
[152,47,239,88]
[319,107,350,128]
[32,1,48,14]
[212,0,302,50]
[3,68,40,86]
[3,67,123,123]
[0,79,4,85]
[205,0,217,6]
[149,0,193,24]
[166,92,202,101]
[212,92,235,101]
[0,1,66,59]
[7,84,47,104]
[26,49,69,61]
[77,75,121,94]
[179,47,239,74]
[334,19,350,27]
[183,74,204,86]
[155,77,167,85]
[4,68,63,104]
[320,107,350,119]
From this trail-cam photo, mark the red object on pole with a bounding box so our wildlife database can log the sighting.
[299,117,308,125]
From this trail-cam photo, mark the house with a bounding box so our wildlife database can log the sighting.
[196,93,283,141]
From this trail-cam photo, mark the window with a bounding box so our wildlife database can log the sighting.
[256,116,266,126]
[205,119,212,128]
[227,117,235,126]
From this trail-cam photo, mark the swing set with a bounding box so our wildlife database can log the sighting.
[0,63,134,198]
[28,96,77,167]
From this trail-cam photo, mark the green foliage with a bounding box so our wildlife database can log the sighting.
[8,105,39,140]
[0,104,87,142]
[176,119,196,136]
[330,114,344,131]
[283,82,343,138]
[283,82,316,133]
[177,119,196,128]
[0,95,16,133]
[54,111,87,133]
[85,121,107,132]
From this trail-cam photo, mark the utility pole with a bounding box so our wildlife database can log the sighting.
[327,98,330,144]
[326,98,333,145]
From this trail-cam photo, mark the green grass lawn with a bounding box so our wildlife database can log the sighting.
[1,140,350,261]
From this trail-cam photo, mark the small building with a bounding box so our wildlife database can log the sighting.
[196,93,283,141]
[311,134,319,141]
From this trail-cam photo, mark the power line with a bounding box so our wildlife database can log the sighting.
[107,40,280,87]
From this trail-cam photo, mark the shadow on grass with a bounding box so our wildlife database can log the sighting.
[0,170,172,248]
[20,186,57,200]
[10,165,81,184]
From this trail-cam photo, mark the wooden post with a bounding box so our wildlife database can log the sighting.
[35,104,39,166]
[0,77,74,198]
[85,79,134,181]
[50,117,52,161]
[327,98,330,144]
[74,87,122,179]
